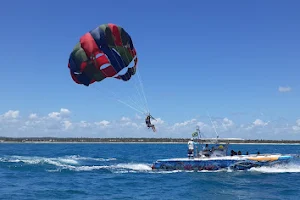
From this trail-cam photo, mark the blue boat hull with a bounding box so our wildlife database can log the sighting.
[151,155,294,171]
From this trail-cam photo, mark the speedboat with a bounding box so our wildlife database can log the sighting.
[151,127,296,171]
[151,151,295,171]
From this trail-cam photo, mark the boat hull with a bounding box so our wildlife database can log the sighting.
[151,154,294,171]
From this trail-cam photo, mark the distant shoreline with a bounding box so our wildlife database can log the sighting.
[1,137,300,145]
[1,142,300,145]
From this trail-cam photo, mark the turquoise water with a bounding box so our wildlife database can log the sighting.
[0,143,300,200]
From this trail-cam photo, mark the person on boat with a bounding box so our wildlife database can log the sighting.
[230,150,237,156]
[203,144,209,151]
[188,138,196,159]
[202,144,211,157]
[145,114,156,132]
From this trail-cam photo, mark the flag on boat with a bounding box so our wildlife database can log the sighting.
[192,131,198,137]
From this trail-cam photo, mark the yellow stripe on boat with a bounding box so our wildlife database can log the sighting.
[247,155,279,161]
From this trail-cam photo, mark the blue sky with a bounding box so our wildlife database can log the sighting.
[0,0,299,139]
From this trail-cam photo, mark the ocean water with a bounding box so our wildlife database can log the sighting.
[0,143,300,200]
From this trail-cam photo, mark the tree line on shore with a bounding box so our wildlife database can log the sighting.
[0,137,299,143]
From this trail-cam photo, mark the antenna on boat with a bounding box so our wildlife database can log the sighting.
[207,112,219,144]
[195,125,201,157]
[195,125,201,142]
[196,125,200,135]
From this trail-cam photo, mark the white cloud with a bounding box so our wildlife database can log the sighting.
[120,117,139,128]
[95,120,110,127]
[63,120,72,130]
[79,121,91,128]
[48,108,71,120]
[60,108,71,115]
[1,109,300,139]
[293,126,300,132]
[222,118,234,129]
[278,86,292,92]
[152,118,164,125]
[173,119,197,128]
[48,112,60,119]
[29,113,37,119]
[292,119,300,132]
[2,110,20,119]
[253,119,268,127]
[121,117,130,122]
[243,119,269,132]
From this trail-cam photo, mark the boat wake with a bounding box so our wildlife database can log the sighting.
[248,163,300,173]
[0,155,152,173]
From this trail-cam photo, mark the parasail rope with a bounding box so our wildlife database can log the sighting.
[136,69,150,114]
[89,85,147,115]
[104,33,150,116]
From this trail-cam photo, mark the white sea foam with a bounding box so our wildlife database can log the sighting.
[0,155,116,169]
[249,163,300,173]
[114,163,152,171]
[64,155,116,162]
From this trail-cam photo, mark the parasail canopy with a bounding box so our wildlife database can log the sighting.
[68,23,138,86]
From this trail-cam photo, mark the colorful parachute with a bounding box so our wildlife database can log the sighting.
[68,23,138,86]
